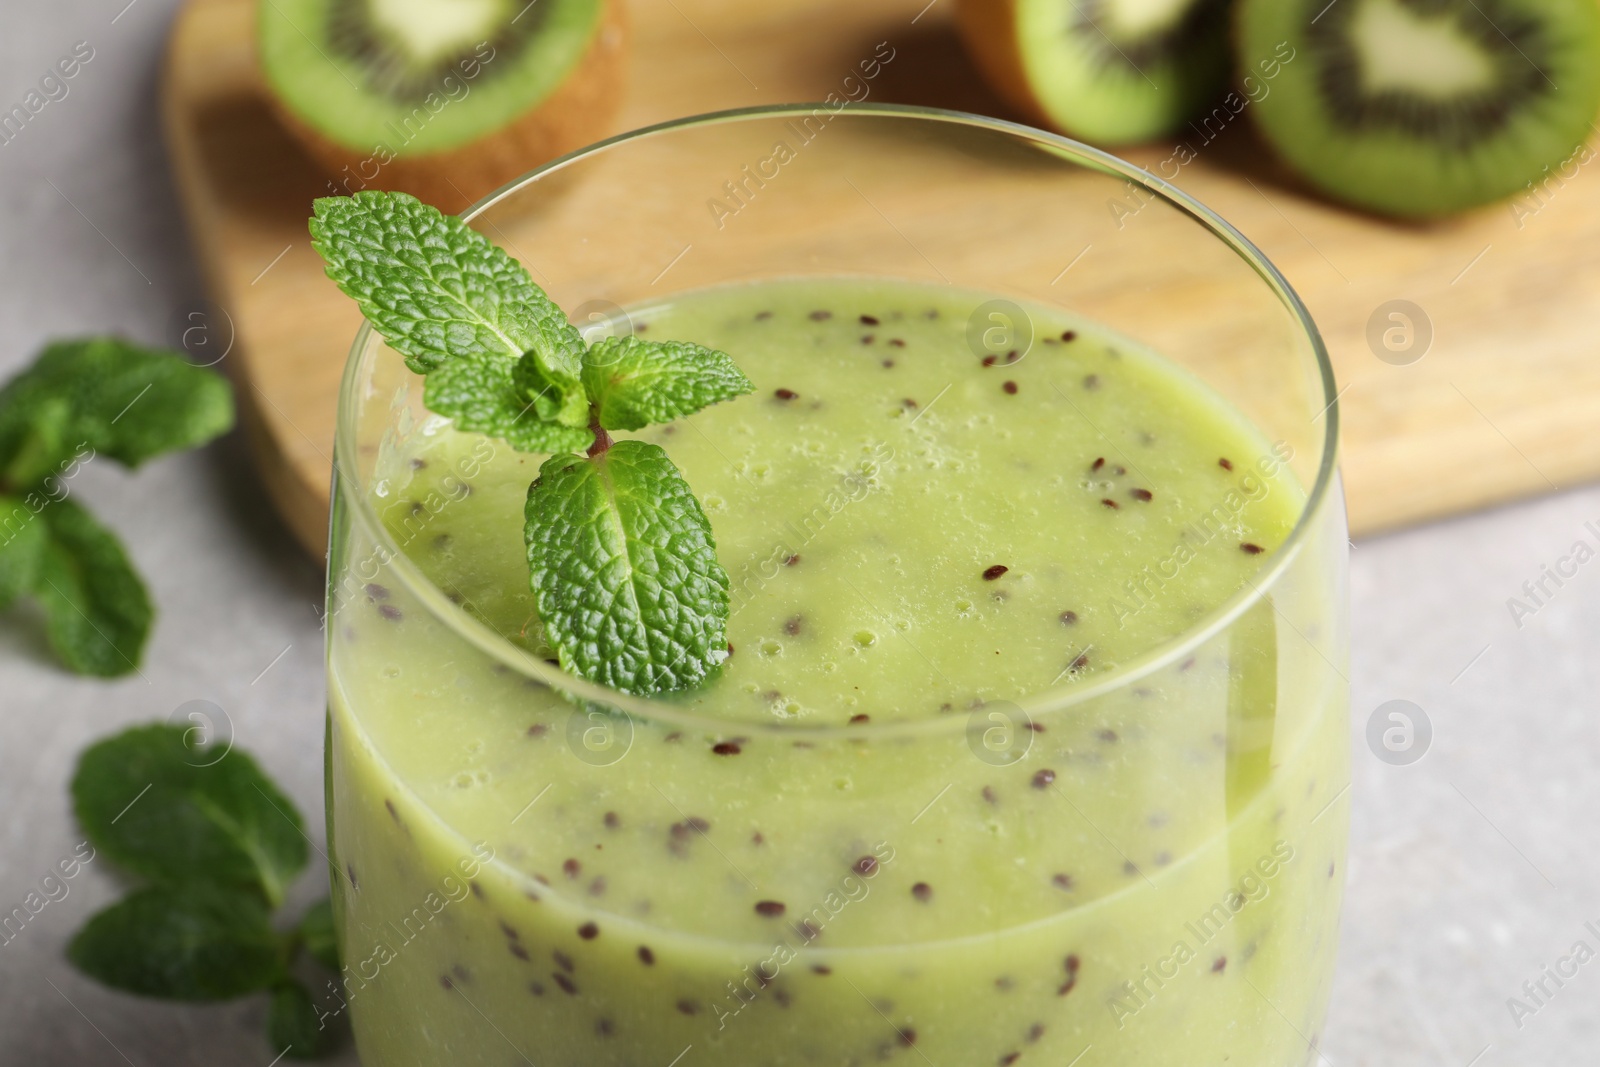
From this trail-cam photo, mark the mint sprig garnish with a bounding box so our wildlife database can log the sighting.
[68,723,341,1060]
[312,191,752,696]
[0,337,233,675]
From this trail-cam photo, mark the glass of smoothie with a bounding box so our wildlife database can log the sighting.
[325,104,1346,1067]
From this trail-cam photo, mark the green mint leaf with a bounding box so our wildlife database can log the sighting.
[268,980,336,1059]
[67,883,283,1001]
[0,397,73,489]
[310,191,584,375]
[583,336,754,432]
[34,499,152,677]
[0,495,48,610]
[310,192,593,452]
[308,191,598,451]
[0,337,233,485]
[72,723,309,907]
[513,349,591,428]
[296,898,340,972]
[422,353,593,455]
[525,440,730,694]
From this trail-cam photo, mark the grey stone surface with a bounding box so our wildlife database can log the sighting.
[0,3,1593,1065]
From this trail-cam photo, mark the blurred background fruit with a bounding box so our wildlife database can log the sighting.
[956,0,1233,144]
[258,0,627,213]
[955,0,1600,219]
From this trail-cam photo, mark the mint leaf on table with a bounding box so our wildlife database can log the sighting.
[0,335,233,675]
[525,441,729,694]
[583,337,754,432]
[68,722,342,1058]
[33,499,153,677]
[312,190,751,698]
[72,723,308,907]
[0,398,73,491]
[0,495,48,609]
[67,883,283,1001]
[269,980,335,1059]
[0,337,234,482]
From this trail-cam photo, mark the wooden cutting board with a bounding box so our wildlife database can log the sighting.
[162,0,1600,558]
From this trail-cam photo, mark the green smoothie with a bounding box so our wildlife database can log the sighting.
[325,278,1347,1066]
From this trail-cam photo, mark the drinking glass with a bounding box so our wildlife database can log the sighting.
[326,104,1347,1067]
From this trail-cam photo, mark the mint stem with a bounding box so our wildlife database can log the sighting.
[586,408,613,459]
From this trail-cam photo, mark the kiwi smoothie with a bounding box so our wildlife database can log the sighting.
[326,279,1347,1066]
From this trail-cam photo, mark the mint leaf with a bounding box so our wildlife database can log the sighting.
[0,397,73,490]
[296,898,340,971]
[268,980,335,1059]
[525,441,730,694]
[0,496,47,609]
[422,352,593,455]
[584,336,754,432]
[310,191,585,375]
[72,723,309,907]
[513,349,591,428]
[67,883,283,1001]
[0,337,233,485]
[34,499,152,677]
[310,192,592,453]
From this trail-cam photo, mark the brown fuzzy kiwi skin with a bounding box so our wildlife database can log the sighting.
[955,0,1058,130]
[269,0,628,215]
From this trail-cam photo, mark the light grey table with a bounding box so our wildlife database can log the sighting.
[0,3,1592,1064]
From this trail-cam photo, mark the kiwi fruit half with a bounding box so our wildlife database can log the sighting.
[260,0,627,212]
[1238,0,1600,218]
[957,0,1233,144]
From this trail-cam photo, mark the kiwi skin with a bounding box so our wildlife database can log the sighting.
[268,1,627,215]
[1236,0,1600,219]
[956,0,1052,130]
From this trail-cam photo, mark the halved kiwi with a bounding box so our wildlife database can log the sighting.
[956,0,1233,144]
[1238,0,1600,218]
[259,0,627,213]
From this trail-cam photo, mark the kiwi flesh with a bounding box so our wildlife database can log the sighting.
[260,0,627,213]
[957,0,1234,144]
[1238,0,1600,218]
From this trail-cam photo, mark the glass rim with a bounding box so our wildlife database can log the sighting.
[332,102,1341,741]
